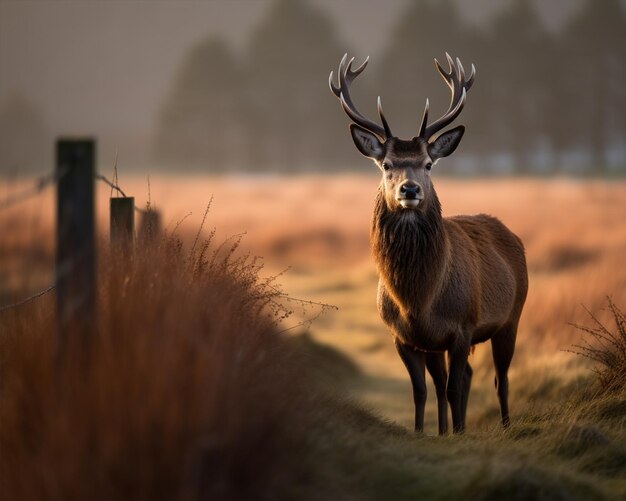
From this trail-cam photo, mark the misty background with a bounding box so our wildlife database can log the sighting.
[1,0,624,176]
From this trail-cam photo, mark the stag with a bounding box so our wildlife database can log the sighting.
[329,54,528,434]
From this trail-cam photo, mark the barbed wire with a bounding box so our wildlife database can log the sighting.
[0,170,148,214]
[0,169,147,312]
[0,159,153,312]
[0,284,56,313]
[95,172,128,197]
[94,173,147,214]
[0,169,66,211]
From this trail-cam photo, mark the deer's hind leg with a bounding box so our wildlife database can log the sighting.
[395,340,427,433]
[426,352,448,435]
[491,323,518,428]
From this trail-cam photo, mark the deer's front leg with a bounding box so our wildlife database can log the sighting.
[446,340,471,434]
[426,352,448,435]
[395,339,427,433]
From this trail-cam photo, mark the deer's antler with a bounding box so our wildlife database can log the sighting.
[329,54,392,140]
[419,53,475,140]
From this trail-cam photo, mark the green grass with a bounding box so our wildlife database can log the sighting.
[268,330,626,500]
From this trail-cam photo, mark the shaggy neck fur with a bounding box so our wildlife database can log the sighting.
[371,184,448,316]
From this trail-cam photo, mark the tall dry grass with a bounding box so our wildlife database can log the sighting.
[571,298,626,394]
[0,231,330,500]
[2,176,625,431]
[1,176,626,499]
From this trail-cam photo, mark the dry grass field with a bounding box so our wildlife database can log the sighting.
[1,173,625,498]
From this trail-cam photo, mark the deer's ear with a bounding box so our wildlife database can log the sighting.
[350,124,384,161]
[428,125,465,160]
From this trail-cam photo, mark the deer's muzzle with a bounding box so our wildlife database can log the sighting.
[397,182,424,209]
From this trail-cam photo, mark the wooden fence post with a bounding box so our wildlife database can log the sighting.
[55,138,96,351]
[110,197,135,254]
[138,208,162,246]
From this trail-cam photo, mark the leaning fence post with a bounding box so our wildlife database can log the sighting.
[55,138,97,352]
[110,197,135,254]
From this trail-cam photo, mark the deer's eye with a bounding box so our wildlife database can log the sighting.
[382,161,391,171]
[425,162,433,171]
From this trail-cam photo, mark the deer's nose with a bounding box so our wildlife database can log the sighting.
[399,181,421,199]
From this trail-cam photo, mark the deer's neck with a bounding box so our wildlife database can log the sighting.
[371,186,447,314]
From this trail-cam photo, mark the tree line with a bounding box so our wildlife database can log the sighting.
[155,0,625,175]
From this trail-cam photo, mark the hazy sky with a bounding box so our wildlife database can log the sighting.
[0,0,587,164]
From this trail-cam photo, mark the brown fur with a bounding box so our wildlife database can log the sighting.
[371,169,528,432]
[330,53,528,433]
[373,188,527,350]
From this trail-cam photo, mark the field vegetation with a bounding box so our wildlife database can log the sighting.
[1,175,625,499]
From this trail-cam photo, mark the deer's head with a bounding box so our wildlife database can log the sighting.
[330,53,475,212]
